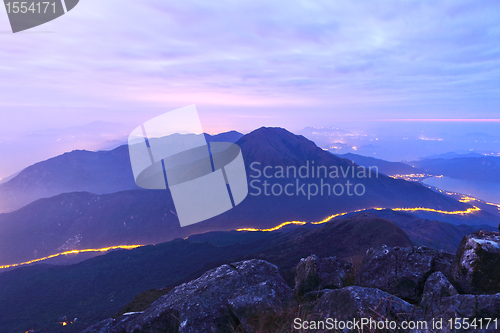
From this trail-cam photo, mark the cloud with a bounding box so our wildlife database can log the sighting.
[0,0,499,131]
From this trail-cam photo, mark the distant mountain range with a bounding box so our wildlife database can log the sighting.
[412,156,500,183]
[338,153,425,176]
[418,152,486,159]
[0,127,475,266]
[0,131,243,213]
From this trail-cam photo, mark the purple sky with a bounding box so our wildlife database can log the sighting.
[0,0,500,177]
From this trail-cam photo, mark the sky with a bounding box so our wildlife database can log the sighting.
[0,0,500,176]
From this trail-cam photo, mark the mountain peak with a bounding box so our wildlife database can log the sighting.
[237,127,342,167]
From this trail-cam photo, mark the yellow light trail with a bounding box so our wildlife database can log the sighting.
[3,203,489,268]
[237,206,481,232]
[459,195,480,203]
[389,206,480,215]
[453,194,500,210]
[237,221,307,232]
[485,202,500,210]
[0,245,142,270]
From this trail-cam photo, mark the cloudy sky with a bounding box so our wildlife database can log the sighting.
[0,0,499,176]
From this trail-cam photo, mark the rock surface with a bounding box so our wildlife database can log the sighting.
[355,245,453,303]
[311,286,416,324]
[420,271,458,315]
[449,230,500,294]
[84,259,295,333]
[294,255,354,297]
[81,232,500,333]
[423,293,500,323]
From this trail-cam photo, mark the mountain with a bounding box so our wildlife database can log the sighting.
[0,131,243,213]
[345,210,498,253]
[0,214,413,333]
[0,210,495,332]
[338,153,425,176]
[0,146,139,213]
[204,130,244,142]
[412,156,500,182]
[418,152,485,160]
[0,127,474,266]
[0,190,178,266]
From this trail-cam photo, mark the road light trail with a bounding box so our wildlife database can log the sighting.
[0,245,142,270]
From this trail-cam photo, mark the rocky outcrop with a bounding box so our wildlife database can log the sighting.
[311,286,416,323]
[355,245,453,303]
[420,271,458,318]
[84,259,295,333]
[82,231,500,333]
[420,293,500,329]
[449,230,500,294]
[294,255,354,297]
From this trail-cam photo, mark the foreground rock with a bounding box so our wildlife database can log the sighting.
[294,255,354,297]
[422,293,500,326]
[82,231,500,333]
[420,271,458,312]
[310,286,416,325]
[83,259,295,333]
[355,245,453,303]
[449,230,500,295]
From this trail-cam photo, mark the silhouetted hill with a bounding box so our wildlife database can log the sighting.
[418,152,484,160]
[0,190,179,265]
[338,153,425,176]
[0,146,139,213]
[239,213,413,270]
[337,210,497,253]
[205,130,244,142]
[412,156,500,182]
[0,131,243,213]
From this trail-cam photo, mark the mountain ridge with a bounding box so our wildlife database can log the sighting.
[0,127,476,267]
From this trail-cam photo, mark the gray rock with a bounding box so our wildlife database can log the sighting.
[93,259,295,333]
[449,230,500,294]
[420,271,458,316]
[424,294,500,322]
[302,289,334,304]
[81,313,144,333]
[294,255,354,297]
[311,286,417,331]
[355,245,454,303]
[81,319,115,333]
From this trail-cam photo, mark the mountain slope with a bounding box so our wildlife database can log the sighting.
[0,190,179,265]
[338,153,425,176]
[0,214,412,333]
[0,146,139,213]
[0,131,244,213]
[412,156,500,182]
[0,127,473,266]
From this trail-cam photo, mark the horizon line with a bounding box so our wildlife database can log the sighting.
[376,119,500,122]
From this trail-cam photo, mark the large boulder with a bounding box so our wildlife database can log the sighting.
[355,245,453,303]
[449,230,500,294]
[84,259,295,333]
[420,271,458,314]
[423,294,500,326]
[294,255,354,297]
[307,286,416,331]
